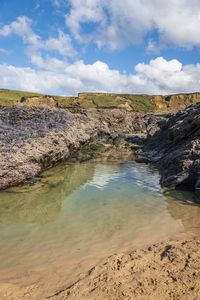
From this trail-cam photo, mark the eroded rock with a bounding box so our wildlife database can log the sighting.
[145,103,200,194]
[0,105,154,189]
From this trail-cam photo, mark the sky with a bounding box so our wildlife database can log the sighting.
[0,0,200,96]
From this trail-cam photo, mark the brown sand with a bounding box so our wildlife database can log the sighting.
[48,237,200,300]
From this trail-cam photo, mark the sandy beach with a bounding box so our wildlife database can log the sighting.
[48,236,200,300]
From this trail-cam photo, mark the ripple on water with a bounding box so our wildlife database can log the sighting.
[0,155,200,297]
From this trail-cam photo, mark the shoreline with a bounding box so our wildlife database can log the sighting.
[1,231,199,300]
[48,233,200,300]
[0,103,200,299]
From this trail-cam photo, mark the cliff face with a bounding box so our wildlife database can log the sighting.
[20,92,200,113]
[152,93,200,112]
[21,95,56,106]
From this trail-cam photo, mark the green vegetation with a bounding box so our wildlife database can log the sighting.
[54,96,75,107]
[80,94,124,107]
[0,88,157,112]
[78,99,96,108]
[0,89,44,106]
[75,143,106,162]
[123,94,156,112]
[81,143,106,156]
[77,93,156,112]
[0,89,75,107]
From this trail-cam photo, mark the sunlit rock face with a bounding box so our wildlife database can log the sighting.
[152,93,200,112]
[0,105,153,189]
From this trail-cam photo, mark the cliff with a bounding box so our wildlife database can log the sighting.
[152,92,200,112]
[1,88,200,113]
[21,92,200,113]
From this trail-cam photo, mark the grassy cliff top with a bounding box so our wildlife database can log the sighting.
[0,89,44,106]
[1,88,200,113]
[0,89,157,112]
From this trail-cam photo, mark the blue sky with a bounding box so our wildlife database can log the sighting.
[0,0,200,96]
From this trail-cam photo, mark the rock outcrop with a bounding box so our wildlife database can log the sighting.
[21,95,57,106]
[152,92,200,112]
[1,102,200,194]
[0,105,153,189]
[144,103,200,198]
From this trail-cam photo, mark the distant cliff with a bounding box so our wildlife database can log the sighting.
[151,92,200,112]
[1,88,200,113]
[21,92,200,113]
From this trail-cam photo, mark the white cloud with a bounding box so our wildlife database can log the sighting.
[30,54,69,71]
[65,0,106,43]
[65,0,200,50]
[0,16,76,63]
[0,48,9,54]
[146,40,162,53]
[0,16,40,45]
[0,57,199,96]
[44,30,76,57]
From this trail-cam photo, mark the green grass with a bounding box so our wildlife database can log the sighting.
[93,95,126,107]
[123,94,157,112]
[54,96,75,107]
[0,88,157,112]
[0,89,44,106]
[78,99,97,108]
[77,93,156,111]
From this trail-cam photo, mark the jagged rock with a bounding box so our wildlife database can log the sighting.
[145,103,200,193]
[0,105,155,189]
[1,103,200,194]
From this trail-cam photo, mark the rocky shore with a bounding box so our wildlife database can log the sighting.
[1,102,199,195]
[1,102,200,299]
[0,105,153,190]
[143,103,200,201]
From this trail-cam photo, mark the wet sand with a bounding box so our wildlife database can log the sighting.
[49,235,200,300]
[0,234,200,299]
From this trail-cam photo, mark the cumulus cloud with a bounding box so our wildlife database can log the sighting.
[44,30,76,57]
[0,57,199,95]
[65,0,200,50]
[0,16,40,45]
[0,16,76,61]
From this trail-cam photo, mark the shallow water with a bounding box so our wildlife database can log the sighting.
[0,155,200,298]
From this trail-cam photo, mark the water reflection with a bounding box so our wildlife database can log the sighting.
[0,162,95,225]
[165,190,200,234]
[0,155,199,298]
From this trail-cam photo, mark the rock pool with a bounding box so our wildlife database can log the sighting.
[0,154,199,299]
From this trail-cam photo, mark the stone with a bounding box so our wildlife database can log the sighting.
[145,103,200,191]
[0,105,156,189]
